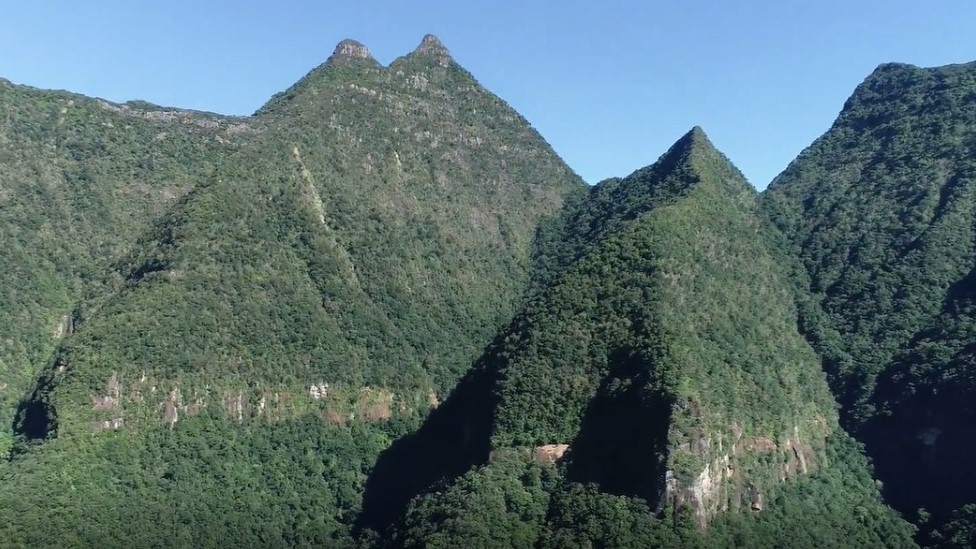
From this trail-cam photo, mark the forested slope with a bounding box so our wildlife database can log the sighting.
[0,36,582,546]
[2,34,972,548]
[762,61,976,544]
[370,128,914,548]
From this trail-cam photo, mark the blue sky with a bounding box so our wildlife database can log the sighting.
[1,1,973,187]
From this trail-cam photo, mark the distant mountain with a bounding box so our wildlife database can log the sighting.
[762,61,976,542]
[0,35,582,546]
[374,128,914,548]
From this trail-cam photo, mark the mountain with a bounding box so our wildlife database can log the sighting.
[3,32,972,548]
[0,35,583,546]
[371,128,915,548]
[762,61,976,541]
[0,79,241,448]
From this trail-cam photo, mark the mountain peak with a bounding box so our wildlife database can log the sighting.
[838,62,976,120]
[646,125,719,175]
[410,34,453,66]
[326,38,374,65]
[675,125,714,155]
[612,125,751,206]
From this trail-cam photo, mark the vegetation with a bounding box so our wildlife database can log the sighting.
[0,413,399,547]
[0,36,971,548]
[762,60,976,541]
[0,36,581,545]
[0,78,236,435]
[927,505,976,548]
[386,433,917,549]
[373,128,915,547]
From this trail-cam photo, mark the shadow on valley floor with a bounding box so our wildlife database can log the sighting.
[866,264,976,525]
[354,335,505,536]
[11,355,61,451]
[564,344,672,506]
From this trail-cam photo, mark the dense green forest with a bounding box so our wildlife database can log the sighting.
[763,60,976,544]
[0,36,582,545]
[0,34,974,547]
[365,127,915,548]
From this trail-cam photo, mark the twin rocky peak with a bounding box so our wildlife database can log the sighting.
[327,34,453,67]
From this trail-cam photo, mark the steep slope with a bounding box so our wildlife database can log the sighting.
[870,264,976,527]
[0,36,582,546]
[762,61,976,535]
[762,61,976,423]
[0,80,245,442]
[250,35,582,393]
[377,129,914,548]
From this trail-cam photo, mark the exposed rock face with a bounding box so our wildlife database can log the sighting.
[664,425,822,530]
[78,378,426,433]
[309,382,329,400]
[163,388,181,428]
[95,100,253,134]
[750,487,764,512]
[412,34,452,67]
[664,455,736,530]
[781,427,812,480]
[534,443,569,465]
[327,39,373,64]
[53,313,74,339]
[90,372,123,432]
[222,390,245,422]
[92,417,124,432]
[91,372,121,411]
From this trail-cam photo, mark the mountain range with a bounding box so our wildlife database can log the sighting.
[0,35,974,548]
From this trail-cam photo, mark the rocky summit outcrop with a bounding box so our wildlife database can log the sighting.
[327,38,374,64]
[411,34,453,67]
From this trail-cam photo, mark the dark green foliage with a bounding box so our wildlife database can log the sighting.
[1,38,964,548]
[0,80,235,435]
[0,413,397,547]
[563,343,672,504]
[706,432,916,548]
[927,505,976,548]
[0,36,582,544]
[387,434,916,549]
[247,42,583,396]
[380,128,912,547]
[491,127,836,466]
[356,357,500,535]
[541,484,689,548]
[866,263,976,524]
[762,61,976,542]
[762,61,976,425]
[393,454,556,548]
[2,35,582,435]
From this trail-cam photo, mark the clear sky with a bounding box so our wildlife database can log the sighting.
[1,1,974,188]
